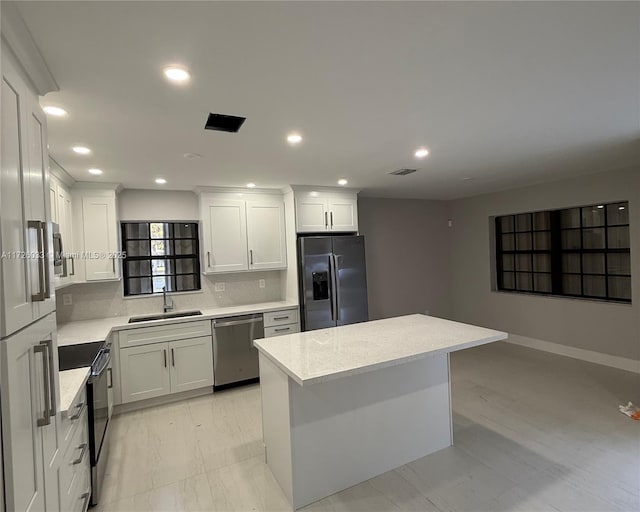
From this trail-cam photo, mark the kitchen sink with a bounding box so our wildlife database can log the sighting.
[128,310,203,323]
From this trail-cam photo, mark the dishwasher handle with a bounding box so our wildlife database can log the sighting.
[214,315,263,328]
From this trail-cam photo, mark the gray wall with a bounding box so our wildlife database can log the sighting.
[358,198,452,321]
[118,189,198,221]
[449,167,640,360]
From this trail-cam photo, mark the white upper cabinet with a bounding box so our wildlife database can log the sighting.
[294,189,359,233]
[295,196,328,232]
[201,198,249,273]
[199,191,287,274]
[246,197,287,270]
[72,188,121,282]
[327,195,358,232]
[1,48,54,337]
[50,173,76,288]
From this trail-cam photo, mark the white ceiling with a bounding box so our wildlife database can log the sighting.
[16,0,640,199]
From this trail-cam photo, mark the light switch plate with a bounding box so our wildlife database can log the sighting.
[214,282,225,292]
[259,279,266,289]
[62,293,73,306]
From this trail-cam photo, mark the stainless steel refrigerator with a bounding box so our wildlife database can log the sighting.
[298,235,369,331]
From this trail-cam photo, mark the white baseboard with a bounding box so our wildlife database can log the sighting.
[507,335,640,374]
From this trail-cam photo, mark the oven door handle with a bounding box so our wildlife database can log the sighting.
[92,348,111,377]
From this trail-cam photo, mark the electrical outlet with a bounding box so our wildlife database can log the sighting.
[214,282,225,292]
[259,279,266,289]
[62,294,73,306]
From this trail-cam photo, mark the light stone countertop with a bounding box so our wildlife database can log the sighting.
[59,367,90,417]
[254,314,508,386]
[57,300,299,347]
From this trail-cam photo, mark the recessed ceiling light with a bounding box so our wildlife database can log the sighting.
[414,147,429,159]
[163,66,190,83]
[597,205,604,209]
[155,178,167,185]
[337,179,348,186]
[43,106,68,117]
[72,146,91,155]
[287,133,302,145]
[309,191,319,197]
[246,182,256,188]
[618,206,625,210]
[88,168,103,176]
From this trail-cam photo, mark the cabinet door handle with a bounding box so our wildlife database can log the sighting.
[44,339,56,415]
[274,327,290,332]
[330,211,334,228]
[324,212,328,228]
[171,348,175,367]
[112,256,116,274]
[250,249,254,265]
[107,368,113,389]
[34,344,50,426]
[42,222,51,299]
[163,349,167,368]
[72,443,88,465]
[273,316,289,321]
[69,256,75,276]
[28,221,46,301]
[207,251,211,268]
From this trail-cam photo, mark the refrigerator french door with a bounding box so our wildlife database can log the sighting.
[298,235,368,331]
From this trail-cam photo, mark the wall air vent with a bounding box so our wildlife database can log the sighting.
[204,113,246,133]
[388,168,417,176]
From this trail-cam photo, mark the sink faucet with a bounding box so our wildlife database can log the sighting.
[162,286,174,313]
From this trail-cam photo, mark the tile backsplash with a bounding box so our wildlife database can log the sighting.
[56,271,284,323]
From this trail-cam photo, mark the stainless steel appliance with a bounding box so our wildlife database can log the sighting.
[298,235,368,331]
[58,339,113,506]
[212,314,264,389]
[52,222,65,276]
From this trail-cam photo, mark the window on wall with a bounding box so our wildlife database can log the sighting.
[121,222,201,296]
[495,201,631,303]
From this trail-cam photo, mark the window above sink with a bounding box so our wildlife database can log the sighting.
[121,221,201,296]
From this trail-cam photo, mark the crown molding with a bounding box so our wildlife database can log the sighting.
[1,1,59,95]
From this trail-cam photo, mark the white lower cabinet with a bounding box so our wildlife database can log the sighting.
[170,337,216,393]
[0,314,60,512]
[58,389,90,512]
[120,343,172,402]
[120,332,214,404]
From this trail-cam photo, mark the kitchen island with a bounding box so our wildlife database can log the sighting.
[254,314,508,510]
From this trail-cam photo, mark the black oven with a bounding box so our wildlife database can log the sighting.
[59,339,113,506]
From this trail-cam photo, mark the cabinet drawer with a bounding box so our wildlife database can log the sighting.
[264,323,300,338]
[61,387,87,446]
[119,319,212,348]
[60,407,89,511]
[263,309,298,328]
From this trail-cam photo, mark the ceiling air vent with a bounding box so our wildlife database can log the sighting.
[204,113,246,133]
[389,168,417,176]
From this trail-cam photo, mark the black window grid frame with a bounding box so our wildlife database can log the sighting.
[121,222,201,297]
[495,202,631,303]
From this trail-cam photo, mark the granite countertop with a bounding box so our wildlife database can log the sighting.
[57,300,299,346]
[59,367,90,417]
[254,314,508,386]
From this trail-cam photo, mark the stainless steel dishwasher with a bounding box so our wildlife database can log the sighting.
[212,314,264,389]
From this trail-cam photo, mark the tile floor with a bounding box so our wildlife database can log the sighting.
[96,342,640,511]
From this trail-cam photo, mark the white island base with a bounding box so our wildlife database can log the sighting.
[259,351,452,509]
[255,314,508,510]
